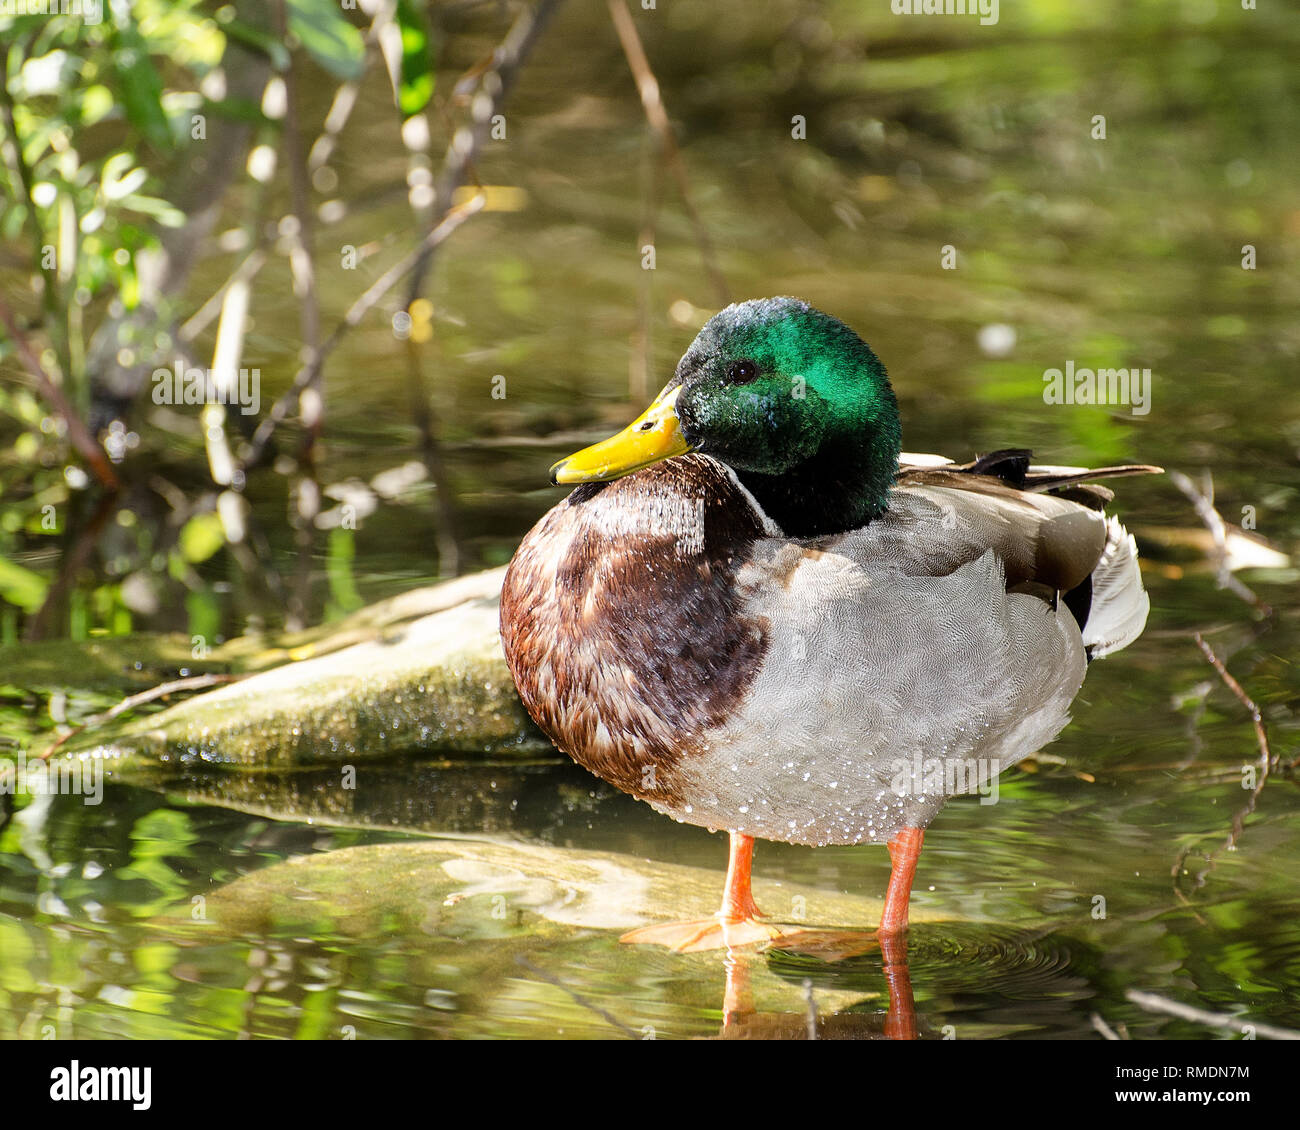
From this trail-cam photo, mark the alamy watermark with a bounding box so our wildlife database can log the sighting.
[1043,361,1151,416]
[0,752,103,805]
[890,755,1001,804]
[0,0,102,22]
[890,0,998,27]
[152,360,261,416]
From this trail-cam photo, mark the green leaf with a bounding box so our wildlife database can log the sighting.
[395,0,434,117]
[185,588,221,646]
[0,555,48,613]
[178,512,225,564]
[287,0,365,82]
[325,527,364,618]
[78,85,116,128]
[119,193,186,227]
[111,25,171,150]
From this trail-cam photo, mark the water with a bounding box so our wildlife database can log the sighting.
[2,1,1298,1038]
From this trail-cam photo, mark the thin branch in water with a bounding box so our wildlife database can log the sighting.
[1125,989,1300,1040]
[1089,1012,1123,1041]
[1194,632,1274,777]
[1171,633,1276,901]
[514,954,639,1039]
[1168,469,1271,615]
[607,0,730,307]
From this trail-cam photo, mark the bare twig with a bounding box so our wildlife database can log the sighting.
[380,0,477,578]
[1090,1012,1123,1041]
[1171,634,1277,900]
[307,80,361,174]
[1125,990,1300,1040]
[178,249,268,344]
[239,193,485,471]
[514,954,639,1038]
[1194,632,1273,845]
[1169,469,1271,615]
[607,0,730,307]
[1195,633,1274,775]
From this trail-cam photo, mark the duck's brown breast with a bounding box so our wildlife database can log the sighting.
[499,455,769,809]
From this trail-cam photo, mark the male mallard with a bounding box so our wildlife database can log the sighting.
[501,297,1158,952]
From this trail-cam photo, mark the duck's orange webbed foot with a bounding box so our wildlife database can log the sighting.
[620,830,796,952]
[619,913,789,953]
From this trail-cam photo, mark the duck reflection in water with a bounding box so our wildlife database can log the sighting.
[716,932,919,1041]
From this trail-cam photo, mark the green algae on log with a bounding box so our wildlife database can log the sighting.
[61,567,548,771]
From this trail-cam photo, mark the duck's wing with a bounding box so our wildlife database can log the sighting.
[900,448,1163,509]
[890,453,1160,657]
[882,469,1109,593]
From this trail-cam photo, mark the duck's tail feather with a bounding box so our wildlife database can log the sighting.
[1081,515,1150,660]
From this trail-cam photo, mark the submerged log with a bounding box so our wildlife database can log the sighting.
[194,837,941,939]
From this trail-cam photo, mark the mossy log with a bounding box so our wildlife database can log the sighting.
[58,566,549,773]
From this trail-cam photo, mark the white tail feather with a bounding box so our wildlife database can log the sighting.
[1083,516,1150,659]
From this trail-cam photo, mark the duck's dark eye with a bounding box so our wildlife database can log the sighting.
[727,360,759,385]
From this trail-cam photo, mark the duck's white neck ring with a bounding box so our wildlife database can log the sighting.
[715,460,784,538]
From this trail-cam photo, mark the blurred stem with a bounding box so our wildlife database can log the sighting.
[24,490,122,642]
[239,193,485,473]
[279,0,324,628]
[178,249,268,345]
[633,127,665,403]
[607,0,729,307]
[0,42,74,405]
[402,0,565,577]
[242,0,563,582]
[389,0,460,579]
[405,335,460,579]
[0,295,119,491]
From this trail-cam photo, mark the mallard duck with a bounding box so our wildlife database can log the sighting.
[500,297,1158,952]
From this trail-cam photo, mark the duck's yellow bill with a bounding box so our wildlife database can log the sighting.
[549,385,691,484]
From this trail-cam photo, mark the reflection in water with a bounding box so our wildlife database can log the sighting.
[714,931,918,1040]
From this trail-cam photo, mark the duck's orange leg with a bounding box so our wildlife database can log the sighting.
[879,826,925,936]
[620,831,789,952]
[742,825,931,960]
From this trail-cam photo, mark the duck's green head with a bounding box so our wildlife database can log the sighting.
[550,298,901,536]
